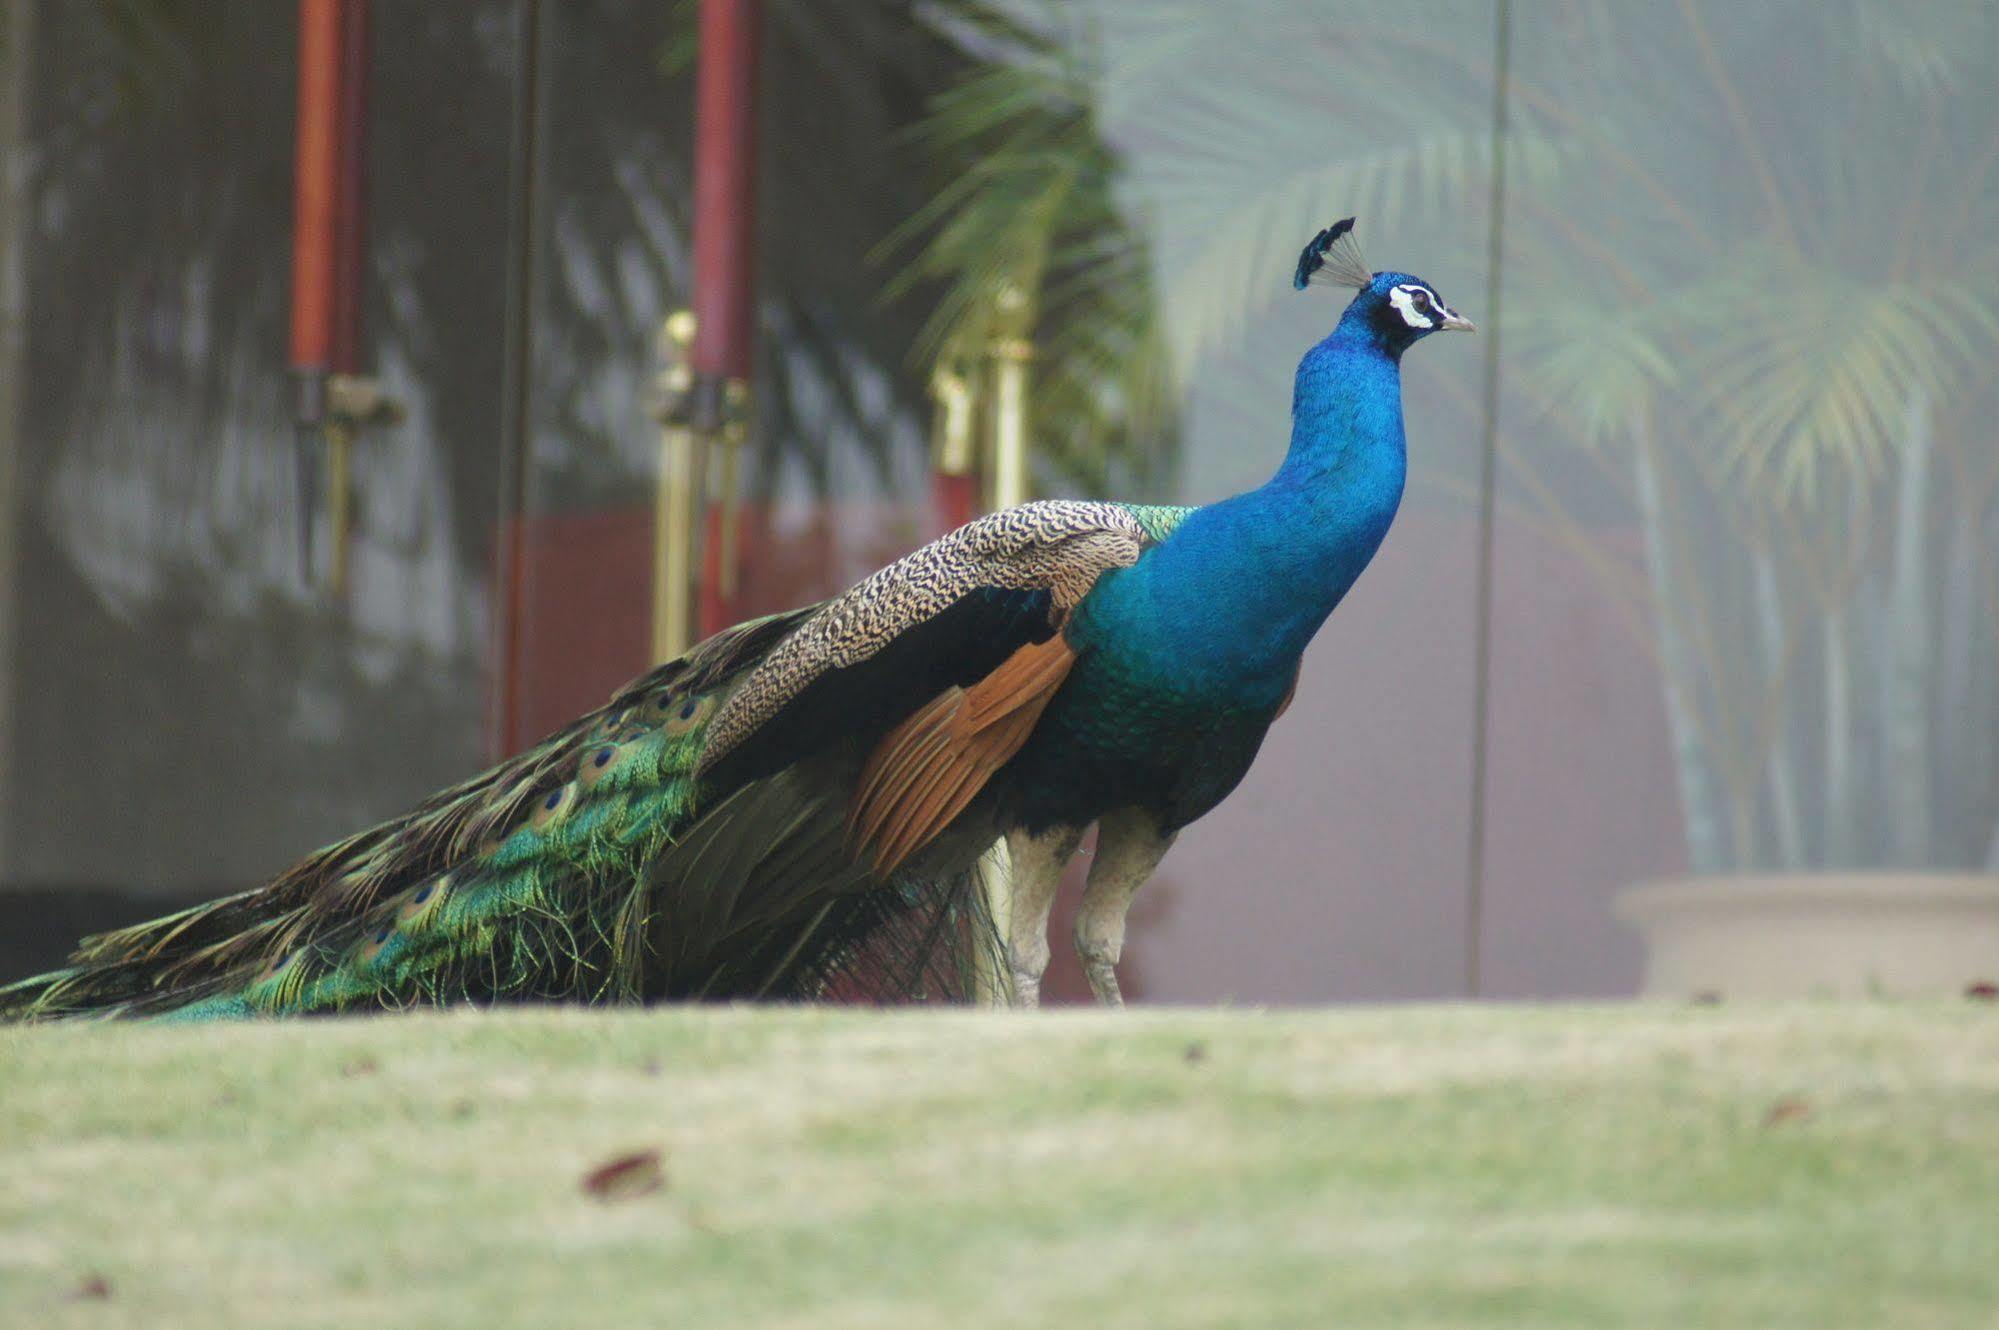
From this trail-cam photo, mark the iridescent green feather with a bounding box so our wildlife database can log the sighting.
[4,609,819,1020]
[1117,503,1197,543]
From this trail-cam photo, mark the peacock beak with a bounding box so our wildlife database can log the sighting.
[1440,309,1476,332]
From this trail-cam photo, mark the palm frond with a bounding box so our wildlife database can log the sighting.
[884,7,1181,494]
[1512,294,1680,449]
[1685,255,1999,502]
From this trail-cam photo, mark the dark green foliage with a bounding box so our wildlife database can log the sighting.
[880,3,1182,498]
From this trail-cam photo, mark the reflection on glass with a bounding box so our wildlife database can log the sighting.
[1498,2,1998,874]
[9,5,511,890]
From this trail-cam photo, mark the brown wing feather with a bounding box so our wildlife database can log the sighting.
[850,634,1076,875]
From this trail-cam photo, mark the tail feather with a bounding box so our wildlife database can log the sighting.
[2,606,1001,1021]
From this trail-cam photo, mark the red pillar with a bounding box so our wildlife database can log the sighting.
[933,472,978,535]
[330,0,371,377]
[289,0,342,390]
[690,0,760,637]
[289,0,348,584]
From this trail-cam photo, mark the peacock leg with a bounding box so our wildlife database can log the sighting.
[1073,808,1175,1007]
[1003,824,1083,1007]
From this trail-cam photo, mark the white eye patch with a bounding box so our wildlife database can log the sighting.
[1389,284,1438,330]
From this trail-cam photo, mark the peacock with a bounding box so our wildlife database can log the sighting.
[0,219,1470,1020]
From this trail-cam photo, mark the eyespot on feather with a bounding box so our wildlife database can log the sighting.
[661,693,714,738]
[396,875,451,925]
[531,782,578,830]
[244,946,314,1009]
[353,920,395,966]
[578,742,633,791]
[254,950,298,983]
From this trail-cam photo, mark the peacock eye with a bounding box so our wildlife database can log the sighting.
[1412,290,1433,312]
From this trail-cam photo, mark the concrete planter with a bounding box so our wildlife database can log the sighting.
[1614,874,1999,999]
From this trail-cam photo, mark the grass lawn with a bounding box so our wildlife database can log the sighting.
[2,1002,1996,1329]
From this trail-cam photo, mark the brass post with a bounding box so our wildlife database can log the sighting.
[986,282,1033,511]
[973,285,1038,982]
[653,424,705,662]
[930,366,976,479]
[651,310,701,662]
[320,372,403,599]
[713,377,751,604]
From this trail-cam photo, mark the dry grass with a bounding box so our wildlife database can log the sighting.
[3,1002,1996,1329]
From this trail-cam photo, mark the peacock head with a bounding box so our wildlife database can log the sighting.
[1293,218,1474,357]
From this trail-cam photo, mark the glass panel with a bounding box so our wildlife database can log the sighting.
[507,0,962,741]
[2,3,512,909]
[1483,1,1999,994]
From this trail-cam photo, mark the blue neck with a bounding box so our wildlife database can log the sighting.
[1081,319,1409,699]
[1277,308,1409,487]
[1235,322,1409,644]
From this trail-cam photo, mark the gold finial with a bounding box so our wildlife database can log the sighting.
[930,366,977,477]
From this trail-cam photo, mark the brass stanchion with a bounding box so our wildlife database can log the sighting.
[319,372,403,599]
[651,310,702,663]
[930,366,976,480]
[713,378,750,606]
[972,284,1038,1004]
[985,283,1034,512]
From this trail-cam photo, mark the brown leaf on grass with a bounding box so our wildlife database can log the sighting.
[1966,981,1998,1002]
[1183,1041,1208,1065]
[342,1056,379,1078]
[1763,1096,1813,1128]
[581,1149,666,1202]
[70,1274,112,1301]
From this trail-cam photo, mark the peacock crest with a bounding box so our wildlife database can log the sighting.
[1292,217,1372,292]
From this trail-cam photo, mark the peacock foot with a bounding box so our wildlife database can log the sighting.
[1010,967,1043,1008]
[1077,943,1124,1008]
[1070,808,1173,1009]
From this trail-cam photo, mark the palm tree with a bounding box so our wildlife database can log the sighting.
[1500,1,1999,872]
[883,1,1181,497]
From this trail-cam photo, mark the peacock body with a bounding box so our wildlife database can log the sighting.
[0,220,1470,1019]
